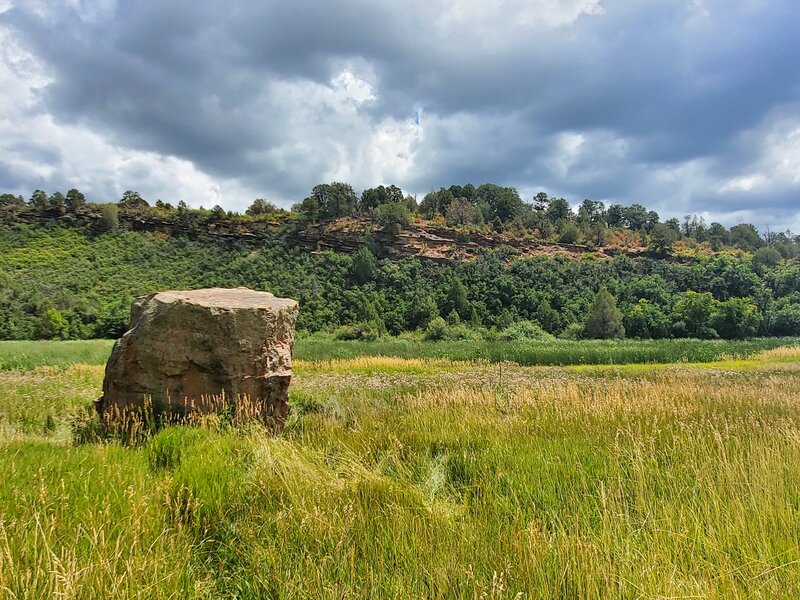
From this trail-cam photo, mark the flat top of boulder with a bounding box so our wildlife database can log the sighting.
[153,287,297,310]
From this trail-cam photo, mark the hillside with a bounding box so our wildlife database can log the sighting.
[1,196,799,342]
[0,207,800,339]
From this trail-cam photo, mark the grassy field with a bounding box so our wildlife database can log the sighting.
[1,336,798,370]
[2,343,800,598]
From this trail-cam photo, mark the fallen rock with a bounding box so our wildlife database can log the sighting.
[96,287,299,431]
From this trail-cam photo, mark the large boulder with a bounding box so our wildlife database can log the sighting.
[96,288,299,430]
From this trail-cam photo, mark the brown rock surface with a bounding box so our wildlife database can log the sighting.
[96,287,299,430]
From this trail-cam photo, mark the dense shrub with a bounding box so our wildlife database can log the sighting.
[498,320,553,341]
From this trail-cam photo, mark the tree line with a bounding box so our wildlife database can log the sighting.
[2,182,798,258]
[1,215,799,342]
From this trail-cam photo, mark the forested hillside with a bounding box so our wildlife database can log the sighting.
[1,184,799,341]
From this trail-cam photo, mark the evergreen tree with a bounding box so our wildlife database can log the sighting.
[649,224,678,255]
[583,288,625,339]
[444,276,470,319]
[405,294,438,330]
[351,247,378,283]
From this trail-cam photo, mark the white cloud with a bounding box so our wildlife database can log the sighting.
[331,70,375,105]
[546,132,586,178]
[717,109,800,195]
[0,25,257,207]
[719,174,767,193]
[238,67,424,196]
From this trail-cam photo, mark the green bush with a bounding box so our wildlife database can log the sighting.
[423,316,480,341]
[424,317,449,341]
[498,320,554,341]
[334,321,381,341]
[559,322,584,340]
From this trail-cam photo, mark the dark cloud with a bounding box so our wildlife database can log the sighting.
[1,0,799,227]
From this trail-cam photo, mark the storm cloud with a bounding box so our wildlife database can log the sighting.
[1,0,798,228]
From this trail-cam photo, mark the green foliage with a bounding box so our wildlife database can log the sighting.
[311,182,358,219]
[558,221,580,244]
[423,316,449,340]
[0,193,24,206]
[559,322,584,340]
[36,306,68,340]
[419,187,454,218]
[245,198,278,216]
[588,220,609,246]
[333,321,381,341]
[445,197,482,226]
[498,320,553,341]
[422,316,479,341]
[375,201,411,234]
[583,288,625,339]
[65,188,86,212]
[118,190,149,210]
[97,204,119,233]
[94,295,131,338]
[546,197,573,224]
[624,299,671,339]
[351,246,378,283]
[359,184,404,212]
[672,291,718,339]
[0,216,799,343]
[475,183,524,223]
[753,246,782,272]
[729,223,763,250]
[770,303,800,337]
[405,294,439,331]
[712,297,763,339]
[649,223,678,255]
[443,276,470,320]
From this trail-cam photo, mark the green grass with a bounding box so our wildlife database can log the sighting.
[2,344,800,597]
[300,337,800,365]
[0,339,115,370]
[1,337,797,370]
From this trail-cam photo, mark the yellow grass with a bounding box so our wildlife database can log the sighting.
[295,355,464,373]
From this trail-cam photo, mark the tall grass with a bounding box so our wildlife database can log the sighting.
[2,337,797,370]
[2,347,800,597]
[0,340,114,370]
[296,336,800,365]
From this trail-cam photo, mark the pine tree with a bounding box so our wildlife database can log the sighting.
[351,247,377,283]
[445,276,470,319]
[583,288,625,339]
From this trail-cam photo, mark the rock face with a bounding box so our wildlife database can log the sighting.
[96,288,299,430]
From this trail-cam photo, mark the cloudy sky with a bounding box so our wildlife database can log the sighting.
[1,0,799,229]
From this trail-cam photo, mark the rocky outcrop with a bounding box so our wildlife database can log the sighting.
[96,288,299,431]
[291,218,637,262]
[9,206,648,262]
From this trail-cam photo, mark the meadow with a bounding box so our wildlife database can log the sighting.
[1,336,798,370]
[2,341,800,598]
